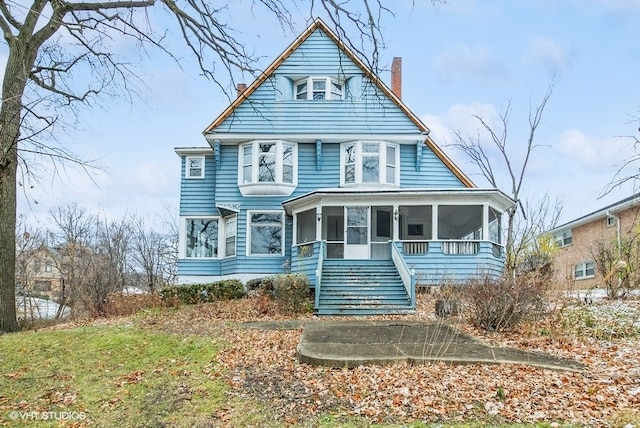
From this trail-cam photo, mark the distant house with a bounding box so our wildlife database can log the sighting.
[15,245,64,299]
[174,18,514,314]
[548,193,640,289]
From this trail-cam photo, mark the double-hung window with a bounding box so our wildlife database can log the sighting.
[224,216,237,257]
[295,77,343,100]
[340,141,399,186]
[185,218,218,258]
[238,141,297,195]
[554,230,572,247]
[248,212,284,256]
[574,261,595,279]
[186,156,205,178]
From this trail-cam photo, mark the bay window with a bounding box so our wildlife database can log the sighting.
[238,141,297,195]
[341,141,399,186]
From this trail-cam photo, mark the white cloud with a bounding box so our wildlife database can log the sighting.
[423,102,501,146]
[431,44,509,84]
[555,129,629,170]
[525,35,570,75]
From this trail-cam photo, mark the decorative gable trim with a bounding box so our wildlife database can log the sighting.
[202,18,474,188]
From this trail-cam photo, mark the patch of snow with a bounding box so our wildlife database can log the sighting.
[15,296,70,320]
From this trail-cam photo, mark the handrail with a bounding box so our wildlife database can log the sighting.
[314,240,324,310]
[390,241,415,309]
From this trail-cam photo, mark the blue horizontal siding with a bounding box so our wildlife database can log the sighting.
[400,145,465,188]
[179,155,216,215]
[213,30,420,135]
[404,241,504,285]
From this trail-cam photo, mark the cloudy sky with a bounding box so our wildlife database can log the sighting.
[4,0,640,228]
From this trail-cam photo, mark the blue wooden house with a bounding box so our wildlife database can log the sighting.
[175,18,514,314]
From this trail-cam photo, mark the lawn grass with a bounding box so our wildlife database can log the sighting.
[0,324,226,427]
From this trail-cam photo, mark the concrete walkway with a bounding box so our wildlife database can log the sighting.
[294,320,586,372]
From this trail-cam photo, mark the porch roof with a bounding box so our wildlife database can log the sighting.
[282,188,515,215]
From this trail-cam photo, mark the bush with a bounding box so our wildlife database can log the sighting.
[160,280,245,305]
[105,293,166,316]
[463,273,549,332]
[272,273,312,314]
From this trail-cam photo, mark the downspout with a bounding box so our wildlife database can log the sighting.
[606,211,621,260]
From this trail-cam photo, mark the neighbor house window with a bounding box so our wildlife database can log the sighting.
[186,156,205,178]
[340,141,399,186]
[238,141,297,195]
[295,77,344,100]
[248,212,284,256]
[554,230,572,247]
[224,216,237,257]
[606,216,617,227]
[574,261,595,279]
[185,218,218,258]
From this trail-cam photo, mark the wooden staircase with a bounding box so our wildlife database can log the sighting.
[315,259,414,315]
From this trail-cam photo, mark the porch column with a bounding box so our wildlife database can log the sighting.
[315,207,322,241]
[432,205,439,240]
[482,205,489,241]
[392,204,399,241]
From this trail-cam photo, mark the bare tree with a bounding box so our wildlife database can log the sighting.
[603,121,640,196]
[131,217,175,293]
[0,1,440,331]
[453,83,555,273]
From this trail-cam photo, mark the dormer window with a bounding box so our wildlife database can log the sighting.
[295,77,344,100]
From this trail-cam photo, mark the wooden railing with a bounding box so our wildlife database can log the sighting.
[391,242,415,309]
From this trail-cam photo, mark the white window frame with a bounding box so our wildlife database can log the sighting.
[238,140,297,196]
[340,141,400,186]
[606,216,617,228]
[186,156,205,179]
[224,215,237,258]
[554,230,572,248]
[294,77,344,100]
[247,211,285,257]
[574,261,595,280]
[180,216,219,259]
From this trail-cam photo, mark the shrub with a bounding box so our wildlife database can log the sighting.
[463,273,549,332]
[160,280,245,305]
[272,273,312,314]
[105,293,166,317]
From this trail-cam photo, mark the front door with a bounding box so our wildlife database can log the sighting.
[345,206,369,259]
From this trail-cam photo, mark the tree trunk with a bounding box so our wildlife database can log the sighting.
[0,40,33,333]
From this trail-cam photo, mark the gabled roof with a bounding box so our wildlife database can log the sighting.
[202,18,474,188]
[549,193,640,233]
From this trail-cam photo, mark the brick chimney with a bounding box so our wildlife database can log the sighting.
[391,57,402,99]
[237,83,247,97]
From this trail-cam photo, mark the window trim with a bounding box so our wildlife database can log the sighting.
[554,230,572,248]
[246,210,285,257]
[185,156,205,179]
[224,215,237,258]
[294,76,344,100]
[180,216,219,259]
[574,261,595,280]
[606,216,617,228]
[340,141,400,186]
[238,140,297,196]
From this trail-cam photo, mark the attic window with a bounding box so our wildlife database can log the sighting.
[295,77,343,100]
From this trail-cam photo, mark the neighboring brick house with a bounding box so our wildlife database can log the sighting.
[548,194,640,289]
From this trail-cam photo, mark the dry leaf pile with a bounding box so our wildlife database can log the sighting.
[140,294,640,426]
